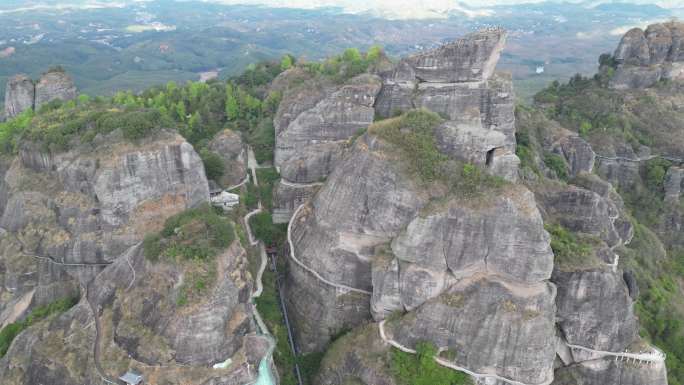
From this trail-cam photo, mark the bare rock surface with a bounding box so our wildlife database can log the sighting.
[387,274,556,385]
[207,129,247,187]
[4,74,35,118]
[288,32,559,385]
[3,69,78,119]
[611,22,684,89]
[395,28,506,83]
[274,73,382,183]
[34,70,78,110]
[553,269,639,352]
[552,358,668,385]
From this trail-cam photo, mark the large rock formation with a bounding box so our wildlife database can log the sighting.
[610,22,684,89]
[207,128,247,188]
[0,129,209,323]
[0,127,270,385]
[375,28,518,182]
[287,28,562,385]
[308,28,669,385]
[4,75,35,119]
[274,73,382,179]
[272,70,383,222]
[34,70,78,110]
[553,358,668,385]
[3,69,77,119]
[0,239,267,385]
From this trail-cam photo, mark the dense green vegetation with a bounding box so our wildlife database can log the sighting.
[514,131,539,175]
[0,296,78,358]
[533,73,684,153]
[255,258,317,385]
[618,221,684,384]
[143,204,235,306]
[619,159,672,229]
[300,46,385,84]
[256,168,281,211]
[371,109,506,196]
[529,67,684,384]
[0,109,33,153]
[390,342,471,385]
[0,44,387,185]
[143,203,234,262]
[545,223,600,271]
[250,212,287,247]
[543,153,568,181]
[199,148,225,181]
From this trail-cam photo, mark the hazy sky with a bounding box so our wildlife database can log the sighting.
[192,0,682,19]
[1,0,681,19]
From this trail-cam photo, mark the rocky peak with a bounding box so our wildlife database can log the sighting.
[4,74,35,119]
[34,69,78,110]
[404,27,507,83]
[3,69,77,119]
[611,21,684,89]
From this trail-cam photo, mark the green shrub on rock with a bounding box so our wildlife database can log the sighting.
[0,296,78,358]
[390,341,471,385]
[144,204,234,262]
[199,148,225,181]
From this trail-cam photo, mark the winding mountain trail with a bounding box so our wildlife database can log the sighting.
[287,204,372,296]
[124,242,142,291]
[377,320,554,385]
[85,282,117,385]
[226,174,250,191]
[245,205,263,247]
[595,153,684,164]
[244,145,302,385]
[565,342,666,365]
[279,179,325,188]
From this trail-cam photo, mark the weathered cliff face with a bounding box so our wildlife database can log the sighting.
[553,358,668,385]
[388,275,555,384]
[526,125,667,384]
[0,129,209,353]
[271,71,383,222]
[207,129,247,187]
[315,324,398,385]
[34,70,78,111]
[286,28,564,385]
[109,242,254,366]
[553,269,638,352]
[0,240,264,385]
[404,28,506,83]
[285,134,429,352]
[3,70,77,119]
[376,186,553,316]
[0,127,265,384]
[375,28,519,182]
[4,75,35,119]
[611,22,684,89]
[274,73,382,182]
[311,28,669,385]
[665,166,683,204]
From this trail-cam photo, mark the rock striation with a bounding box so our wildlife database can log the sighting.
[34,70,78,111]
[4,75,35,119]
[287,28,562,385]
[0,124,269,384]
[375,28,519,182]
[553,358,668,385]
[610,21,684,89]
[272,71,382,222]
[3,69,77,119]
